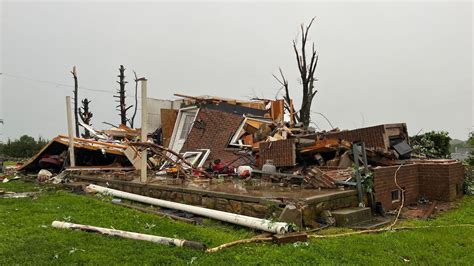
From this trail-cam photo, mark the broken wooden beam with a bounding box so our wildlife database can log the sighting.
[272,232,308,244]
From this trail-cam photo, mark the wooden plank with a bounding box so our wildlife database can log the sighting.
[270,99,285,123]
[272,232,308,244]
[299,139,351,154]
[57,135,128,149]
[161,109,178,148]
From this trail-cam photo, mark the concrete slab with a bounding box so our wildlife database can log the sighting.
[69,174,361,228]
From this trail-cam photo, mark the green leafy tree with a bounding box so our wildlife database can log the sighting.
[410,131,452,158]
[0,135,49,158]
[468,132,474,166]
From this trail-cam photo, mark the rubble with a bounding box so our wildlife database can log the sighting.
[16,91,466,228]
[18,92,416,189]
[37,169,53,182]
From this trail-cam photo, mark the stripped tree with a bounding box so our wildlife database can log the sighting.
[114,65,133,126]
[79,98,93,138]
[273,68,299,126]
[129,71,139,128]
[294,17,319,129]
[274,17,320,129]
[71,66,80,137]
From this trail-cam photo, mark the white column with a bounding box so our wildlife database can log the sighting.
[65,96,75,167]
[140,78,148,182]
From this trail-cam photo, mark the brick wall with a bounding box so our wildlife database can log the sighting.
[323,123,408,150]
[324,125,387,150]
[180,108,246,166]
[373,164,419,210]
[258,139,296,167]
[373,161,465,210]
[447,163,465,200]
[418,162,464,201]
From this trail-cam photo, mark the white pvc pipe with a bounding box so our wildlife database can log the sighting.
[87,184,289,234]
[52,221,206,250]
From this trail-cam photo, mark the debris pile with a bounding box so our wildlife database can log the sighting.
[18,94,416,192]
[140,95,415,192]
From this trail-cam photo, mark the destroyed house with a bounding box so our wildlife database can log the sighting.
[167,99,269,167]
[16,90,466,231]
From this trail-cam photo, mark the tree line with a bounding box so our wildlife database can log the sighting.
[0,135,49,159]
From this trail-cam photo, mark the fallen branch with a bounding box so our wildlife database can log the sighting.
[206,237,273,253]
[309,224,474,239]
[206,224,474,253]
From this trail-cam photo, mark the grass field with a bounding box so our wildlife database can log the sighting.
[0,180,473,265]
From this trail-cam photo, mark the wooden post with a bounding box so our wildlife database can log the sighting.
[140,78,148,182]
[66,96,76,167]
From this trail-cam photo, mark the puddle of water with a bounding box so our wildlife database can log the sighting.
[150,177,343,199]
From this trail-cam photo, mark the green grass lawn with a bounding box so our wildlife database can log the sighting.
[1,181,473,265]
[3,161,18,166]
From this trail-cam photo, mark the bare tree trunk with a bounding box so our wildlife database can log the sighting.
[79,98,93,138]
[71,66,80,137]
[114,65,132,126]
[273,68,299,126]
[292,17,319,129]
[129,71,139,128]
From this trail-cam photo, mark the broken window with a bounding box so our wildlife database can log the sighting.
[391,190,401,203]
[179,115,195,140]
[229,117,273,147]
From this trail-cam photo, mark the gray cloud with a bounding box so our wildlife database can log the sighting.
[1,1,472,140]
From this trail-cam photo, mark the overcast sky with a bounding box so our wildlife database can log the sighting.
[0,1,472,141]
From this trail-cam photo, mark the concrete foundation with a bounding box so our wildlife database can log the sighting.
[69,174,359,228]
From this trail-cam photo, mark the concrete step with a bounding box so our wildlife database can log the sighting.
[331,207,372,227]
